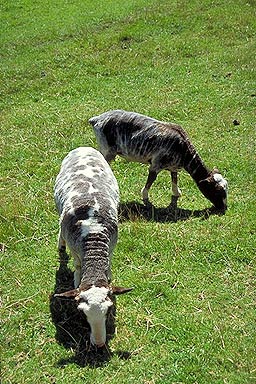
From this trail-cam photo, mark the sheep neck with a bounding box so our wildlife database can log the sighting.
[79,231,112,287]
[183,145,210,184]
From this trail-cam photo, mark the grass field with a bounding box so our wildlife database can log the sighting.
[1,0,255,383]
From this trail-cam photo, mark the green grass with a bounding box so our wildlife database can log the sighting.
[1,0,255,383]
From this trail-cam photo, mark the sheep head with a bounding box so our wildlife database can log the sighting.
[198,168,228,210]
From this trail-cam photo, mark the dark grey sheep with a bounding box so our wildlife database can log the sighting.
[89,110,228,210]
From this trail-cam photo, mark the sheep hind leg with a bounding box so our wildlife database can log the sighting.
[104,150,116,163]
[58,229,66,253]
[141,169,158,204]
[57,230,69,265]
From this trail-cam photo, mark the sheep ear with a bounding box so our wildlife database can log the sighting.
[111,286,133,295]
[212,167,220,174]
[54,288,80,299]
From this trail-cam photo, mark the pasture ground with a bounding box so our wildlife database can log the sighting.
[1,1,255,383]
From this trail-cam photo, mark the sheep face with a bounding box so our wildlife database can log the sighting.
[77,285,132,347]
[198,172,228,210]
[77,286,113,348]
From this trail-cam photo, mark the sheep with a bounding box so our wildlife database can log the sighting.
[54,146,132,348]
[89,110,228,210]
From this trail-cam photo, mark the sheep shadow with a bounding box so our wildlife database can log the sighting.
[49,250,130,367]
[118,196,224,223]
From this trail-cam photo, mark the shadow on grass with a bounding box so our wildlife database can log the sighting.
[118,196,225,223]
[49,250,131,368]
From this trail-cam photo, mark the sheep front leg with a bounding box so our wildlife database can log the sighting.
[171,171,182,197]
[141,169,157,203]
[73,253,82,288]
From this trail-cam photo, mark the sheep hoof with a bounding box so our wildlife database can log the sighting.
[169,195,179,208]
[58,245,66,252]
[143,197,151,207]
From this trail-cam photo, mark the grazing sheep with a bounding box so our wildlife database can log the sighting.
[54,146,132,348]
[89,110,228,210]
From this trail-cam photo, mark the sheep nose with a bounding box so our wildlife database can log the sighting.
[90,334,105,348]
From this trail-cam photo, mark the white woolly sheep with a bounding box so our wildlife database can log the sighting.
[54,146,132,348]
[89,110,228,210]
